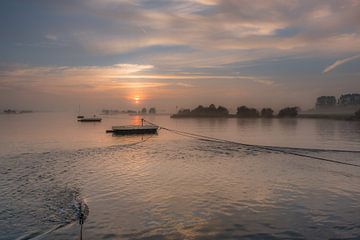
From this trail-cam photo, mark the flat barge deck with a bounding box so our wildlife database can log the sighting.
[106,125,158,135]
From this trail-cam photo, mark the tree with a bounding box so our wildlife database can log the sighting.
[141,107,147,114]
[236,106,259,118]
[192,105,204,113]
[172,104,229,117]
[209,104,216,111]
[178,108,190,114]
[217,105,229,115]
[278,107,298,118]
[149,107,156,114]
[261,108,274,118]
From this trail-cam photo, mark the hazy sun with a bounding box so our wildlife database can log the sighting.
[133,96,140,104]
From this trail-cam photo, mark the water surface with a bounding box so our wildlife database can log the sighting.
[1,112,360,239]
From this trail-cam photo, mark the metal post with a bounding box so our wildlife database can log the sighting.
[79,203,84,240]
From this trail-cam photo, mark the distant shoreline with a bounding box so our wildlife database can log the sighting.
[297,113,355,121]
[171,113,359,121]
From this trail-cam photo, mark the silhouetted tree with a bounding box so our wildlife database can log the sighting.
[3,109,16,114]
[191,104,228,115]
[209,104,216,110]
[278,107,298,118]
[217,105,229,115]
[141,107,147,114]
[236,106,259,118]
[178,108,190,114]
[261,108,274,118]
[192,105,205,113]
[172,104,229,117]
[149,107,156,114]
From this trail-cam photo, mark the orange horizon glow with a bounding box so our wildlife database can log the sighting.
[133,95,141,104]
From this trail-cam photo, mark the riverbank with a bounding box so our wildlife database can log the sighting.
[171,113,359,121]
[298,113,353,120]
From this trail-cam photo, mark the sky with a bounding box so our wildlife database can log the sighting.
[0,0,360,112]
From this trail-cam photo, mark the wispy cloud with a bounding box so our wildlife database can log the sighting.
[322,54,360,74]
[45,34,58,41]
[0,63,272,96]
[70,0,360,56]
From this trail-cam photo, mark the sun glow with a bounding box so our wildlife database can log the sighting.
[133,95,141,104]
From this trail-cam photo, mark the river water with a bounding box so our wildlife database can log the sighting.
[1,112,360,240]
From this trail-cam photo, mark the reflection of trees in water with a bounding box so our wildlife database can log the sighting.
[278,118,298,134]
[259,118,274,134]
[236,119,261,135]
[315,119,336,140]
[236,118,259,127]
[337,120,360,144]
[195,118,229,129]
[314,119,360,146]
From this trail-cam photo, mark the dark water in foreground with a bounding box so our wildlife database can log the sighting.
[1,112,360,240]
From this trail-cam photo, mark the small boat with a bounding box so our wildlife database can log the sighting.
[106,119,158,135]
[77,105,84,119]
[78,115,102,122]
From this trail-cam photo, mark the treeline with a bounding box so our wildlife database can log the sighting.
[171,104,299,118]
[101,107,157,115]
[175,104,229,117]
[236,106,298,118]
[140,107,157,114]
[3,109,33,114]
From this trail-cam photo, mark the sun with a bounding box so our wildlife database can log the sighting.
[133,95,140,104]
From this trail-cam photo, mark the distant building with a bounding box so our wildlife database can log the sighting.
[316,96,336,109]
[338,93,360,106]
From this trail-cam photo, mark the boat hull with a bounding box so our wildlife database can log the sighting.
[78,118,102,122]
[107,126,158,135]
[108,129,157,135]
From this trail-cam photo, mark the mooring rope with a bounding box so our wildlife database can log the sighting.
[144,119,360,168]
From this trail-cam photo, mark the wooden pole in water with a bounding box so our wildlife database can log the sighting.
[79,203,84,240]
[80,224,83,240]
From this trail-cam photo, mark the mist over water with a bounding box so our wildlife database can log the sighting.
[1,113,360,239]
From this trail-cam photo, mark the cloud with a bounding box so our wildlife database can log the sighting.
[112,64,154,74]
[322,54,360,74]
[9,1,360,65]
[175,82,194,88]
[60,0,360,68]
[45,34,58,41]
[0,63,272,99]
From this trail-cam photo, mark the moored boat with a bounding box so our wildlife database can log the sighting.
[107,125,158,135]
[106,119,158,135]
[78,115,102,122]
